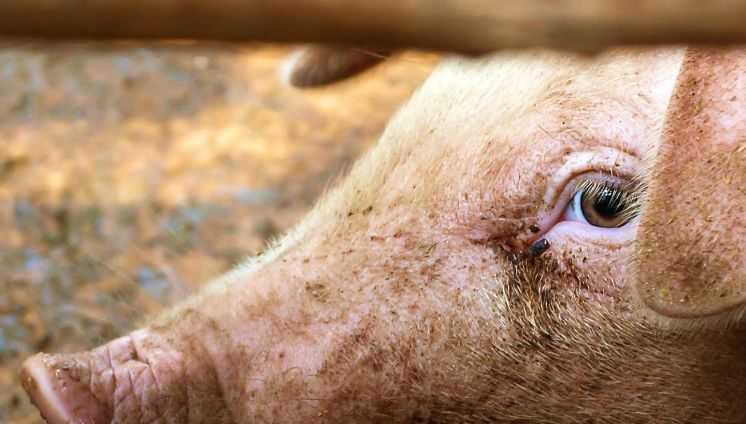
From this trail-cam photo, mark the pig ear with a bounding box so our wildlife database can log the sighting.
[280,46,391,88]
[633,49,746,323]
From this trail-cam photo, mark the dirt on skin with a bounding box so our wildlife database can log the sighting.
[0,43,436,423]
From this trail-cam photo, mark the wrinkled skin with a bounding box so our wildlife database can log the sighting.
[21,47,746,423]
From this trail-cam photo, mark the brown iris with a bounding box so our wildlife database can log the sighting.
[578,183,631,228]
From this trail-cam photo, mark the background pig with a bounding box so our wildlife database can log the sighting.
[20,47,746,423]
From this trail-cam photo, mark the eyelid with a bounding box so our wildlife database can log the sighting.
[570,175,632,198]
[535,149,638,233]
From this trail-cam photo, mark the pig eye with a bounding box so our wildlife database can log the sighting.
[564,179,636,228]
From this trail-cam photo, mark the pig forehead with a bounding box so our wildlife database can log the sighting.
[418,49,685,153]
[360,49,684,198]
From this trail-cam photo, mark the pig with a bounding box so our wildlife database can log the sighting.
[19,46,746,423]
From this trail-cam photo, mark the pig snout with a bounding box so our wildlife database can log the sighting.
[21,330,199,424]
[21,48,746,423]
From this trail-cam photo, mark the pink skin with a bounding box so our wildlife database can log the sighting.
[20,48,746,423]
[633,48,746,320]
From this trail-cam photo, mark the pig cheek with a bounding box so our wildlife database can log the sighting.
[541,221,637,303]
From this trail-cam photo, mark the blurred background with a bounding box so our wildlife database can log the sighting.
[0,43,435,422]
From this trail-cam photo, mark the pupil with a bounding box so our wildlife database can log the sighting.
[594,188,624,217]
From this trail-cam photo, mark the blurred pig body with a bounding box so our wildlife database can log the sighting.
[22,48,746,423]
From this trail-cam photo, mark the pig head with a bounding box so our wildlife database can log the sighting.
[20,47,746,423]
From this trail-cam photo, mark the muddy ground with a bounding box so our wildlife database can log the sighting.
[0,43,435,422]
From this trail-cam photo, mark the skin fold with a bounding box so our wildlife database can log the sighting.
[20,47,746,423]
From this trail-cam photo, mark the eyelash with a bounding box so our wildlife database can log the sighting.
[565,176,641,227]
[572,179,631,204]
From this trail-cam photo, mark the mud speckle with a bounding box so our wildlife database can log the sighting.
[305,281,328,302]
[528,239,550,258]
